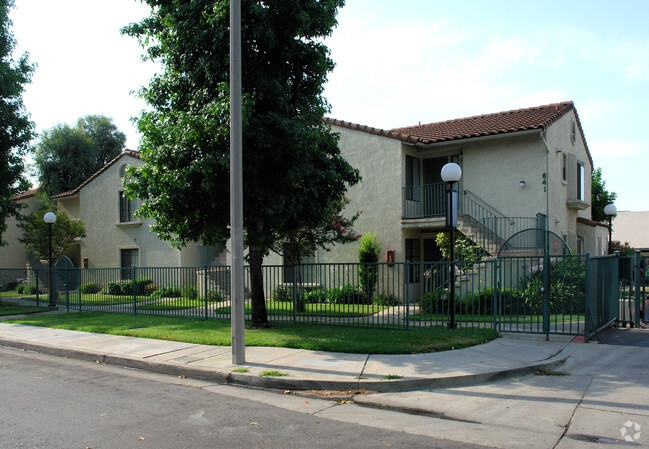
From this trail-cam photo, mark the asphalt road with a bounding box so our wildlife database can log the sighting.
[0,347,489,449]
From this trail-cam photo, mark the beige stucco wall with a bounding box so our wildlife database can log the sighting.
[0,194,42,269]
[544,111,593,251]
[77,155,188,268]
[460,132,547,218]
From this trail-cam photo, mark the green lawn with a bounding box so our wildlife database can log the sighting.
[214,301,386,318]
[0,303,52,316]
[0,291,150,306]
[4,312,499,354]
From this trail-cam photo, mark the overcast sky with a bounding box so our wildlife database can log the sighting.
[10,0,649,212]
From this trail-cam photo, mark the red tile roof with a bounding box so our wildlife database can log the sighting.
[50,150,141,200]
[325,101,593,166]
[11,188,40,202]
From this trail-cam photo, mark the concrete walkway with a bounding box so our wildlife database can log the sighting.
[0,317,574,393]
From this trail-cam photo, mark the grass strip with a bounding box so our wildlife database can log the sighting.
[214,302,386,318]
[0,303,53,316]
[4,312,498,354]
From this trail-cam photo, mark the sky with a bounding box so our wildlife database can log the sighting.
[9,0,649,212]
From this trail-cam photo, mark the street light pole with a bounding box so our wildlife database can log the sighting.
[43,212,57,307]
[441,163,462,329]
[230,0,245,364]
[604,203,617,254]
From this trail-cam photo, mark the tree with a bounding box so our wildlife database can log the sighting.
[591,167,617,223]
[123,0,360,327]
[0,0,35,246]
[34,115,126,196]
[18,207,86,262]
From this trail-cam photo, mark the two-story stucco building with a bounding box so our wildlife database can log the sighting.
[50,150,225,272]
[311,101,608,266]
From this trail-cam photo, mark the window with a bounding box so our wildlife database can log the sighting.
[119,164,129,178]
[570,120,577,145]
[576,162,585,201]
[119,191,136,222]
[405,239,420,282]
[405,155,420,201]
[562,153,567,182]
[120,248,139,280]
[577,236,585,255]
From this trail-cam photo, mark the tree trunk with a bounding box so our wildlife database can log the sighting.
[249,244,269,327]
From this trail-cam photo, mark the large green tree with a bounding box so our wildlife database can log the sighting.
[34,115,126,196]
[123,0,360,326]
[0,0,35,246]
[591,167,617,223]
[18,207,86,262]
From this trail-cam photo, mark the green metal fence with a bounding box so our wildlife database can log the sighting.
[1,254,643,338]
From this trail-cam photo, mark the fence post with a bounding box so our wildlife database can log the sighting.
[634,251,642,328]
[204,264,209,320]
[35,269,40,306]
[405,261,410,330]
[493,259,499,333]
[292,264,297,324]
[584,254,590,343]
[542,252,550,340]
[78,267,82,312]
[65,268,70,312]
[132,266,137,315]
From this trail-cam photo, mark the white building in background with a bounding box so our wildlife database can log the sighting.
[611,211,649,255]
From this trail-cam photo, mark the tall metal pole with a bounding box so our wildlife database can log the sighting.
[448,183,456,329]
[48,222,54,307]
[230,0,245,364]
[608,217,613,254]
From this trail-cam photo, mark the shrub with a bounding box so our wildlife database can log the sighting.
[271,286,294,302]
[373,294,400,307]
[418,289,447,314]
[304,288,328,304]
[358,233,381,301]
[16,283,25,294]
[143,283,158,296]
[328,285,366,305]
[23,285,40,295]
[80,282,101,294]
[106,282,123,296]
[150,286,181,299]
[206,289,223,302]
[519,257,585,314]
[462,288,522,315]
[132,277,154,295]
[182,285,198,300]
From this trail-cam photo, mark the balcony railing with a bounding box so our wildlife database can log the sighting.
[402,183,446,219]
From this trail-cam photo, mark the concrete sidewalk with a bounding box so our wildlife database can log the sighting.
[0,319,574,393]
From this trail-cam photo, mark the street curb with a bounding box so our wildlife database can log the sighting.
[0,337,568,393]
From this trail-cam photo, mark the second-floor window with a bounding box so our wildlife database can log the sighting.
[576,162,585,201]
[119,191,136,222]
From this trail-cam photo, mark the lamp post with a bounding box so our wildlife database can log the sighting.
[604,203,617,254]
[43,212,57,307]
[441,162,462,329]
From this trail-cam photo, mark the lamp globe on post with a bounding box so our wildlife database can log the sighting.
[440,162,462,329]
[604,203,617,254]
[43,212,57,307]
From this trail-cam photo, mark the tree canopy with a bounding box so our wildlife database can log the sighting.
[591,167,617,223]
[34,115,126,196]
[123,0,360,326]
[18,207,86,262]
[0,0,35,245]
